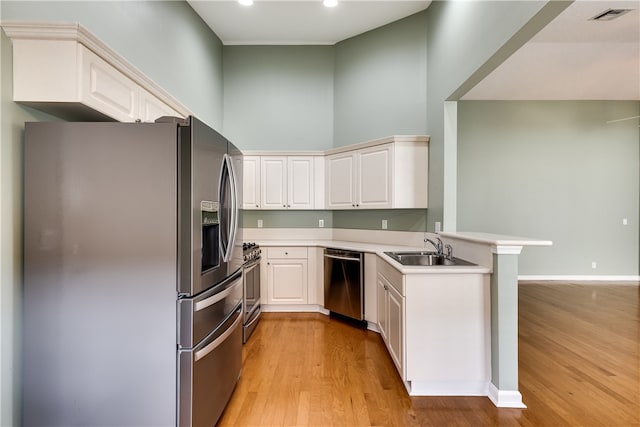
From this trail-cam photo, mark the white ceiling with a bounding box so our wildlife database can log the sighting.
[188,0,640,100]
[188,0,431,45]
[461,0,640,100]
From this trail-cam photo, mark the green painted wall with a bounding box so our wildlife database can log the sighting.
[333,11,428,147]
[457,101,640,276]
[242,209,427,232]
[1,0,224,128]
[242,210,333,229]
[333,209,427,232]
[223,45,334,151]
[425,0,553,231]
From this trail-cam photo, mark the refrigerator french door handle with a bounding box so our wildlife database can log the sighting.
[227,154,239,262]
[218,154,232,262]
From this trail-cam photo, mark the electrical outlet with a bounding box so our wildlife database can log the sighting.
[435,221,441,233]
[623,218,628,225]
[591,261,597,269]
[382,219,388,230]
[257,219,263,228]
[319,219,324,228]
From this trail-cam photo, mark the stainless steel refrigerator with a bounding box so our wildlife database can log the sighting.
[22,116,243,426]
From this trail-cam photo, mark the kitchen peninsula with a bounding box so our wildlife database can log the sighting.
[245,228,551,408]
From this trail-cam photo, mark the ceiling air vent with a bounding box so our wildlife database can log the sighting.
[590,8,632,21]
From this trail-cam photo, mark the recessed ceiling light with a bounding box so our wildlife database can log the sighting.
[323,0,338,7]
[238,0,253,6]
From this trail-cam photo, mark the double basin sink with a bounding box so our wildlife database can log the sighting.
[385,251,476,267]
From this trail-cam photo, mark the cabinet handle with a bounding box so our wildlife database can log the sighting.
[283,204,286,207]
[352,204,355,207]
[285,252,288,255]
[288,204,291,208]
[256,204,259,207]
[356,204,360,207]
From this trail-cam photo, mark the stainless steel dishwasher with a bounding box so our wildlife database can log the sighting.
[323,248,365,324]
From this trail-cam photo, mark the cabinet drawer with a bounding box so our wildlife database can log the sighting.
[377,256,404,296]
[267,247,308,259]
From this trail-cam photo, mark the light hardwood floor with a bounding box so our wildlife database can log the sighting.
[219,283,640,426]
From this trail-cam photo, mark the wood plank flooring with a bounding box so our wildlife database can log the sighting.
[218,282,640,426]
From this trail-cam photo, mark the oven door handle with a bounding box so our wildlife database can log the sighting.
[194,277,242,312]
[244,260,260,272]
[195,308,242,362]
[245,307,261,328]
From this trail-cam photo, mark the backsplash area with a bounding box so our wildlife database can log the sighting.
[241,209,427,232]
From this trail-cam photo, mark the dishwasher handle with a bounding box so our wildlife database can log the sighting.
[324,253,362,262]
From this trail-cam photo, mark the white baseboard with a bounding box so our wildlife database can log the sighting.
[487,383,526,408]
[519,275,640,282]
[366,321,380,333]
[408,381,489,397]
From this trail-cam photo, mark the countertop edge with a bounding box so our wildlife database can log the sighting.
[254,239,491,275]
[438,232,553,247]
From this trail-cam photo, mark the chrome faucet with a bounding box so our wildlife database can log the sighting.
[424,237,444,254]
[445,244,453,260]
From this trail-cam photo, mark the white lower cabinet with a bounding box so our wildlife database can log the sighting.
[376,256,490,396]
[265,247,308,305]
[376,260,405,376]
[386,284,404,372]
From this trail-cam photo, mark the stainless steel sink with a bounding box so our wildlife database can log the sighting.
[384,251,476,267]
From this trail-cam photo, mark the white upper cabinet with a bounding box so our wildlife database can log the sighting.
[326,153,356,209]
[357,144,392,209]
[245,155,320,210]
[287,157,315,209]
[242,156,261,209]
[326,136,428,210]
[261,157,289,209]
[326,145,392,209]
[3,22,190,122]
[79,45,139,122]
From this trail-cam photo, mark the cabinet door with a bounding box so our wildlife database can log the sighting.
[79,46,138,122]
[287,157,314,209]
[326,153,355,209]
[243,156,261,209]
[267,259,308,304]
[377,273,388,341]
[261,157,287,209]
[358,144,392,209]
[387,284,404,374]
[139,88,181,122]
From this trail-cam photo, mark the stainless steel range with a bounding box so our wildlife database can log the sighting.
[242,242,262,342]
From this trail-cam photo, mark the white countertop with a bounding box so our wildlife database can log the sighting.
[438,231,553,247]
[256,239,491,275]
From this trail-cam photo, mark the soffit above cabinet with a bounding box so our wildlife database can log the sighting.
[1,21,192,122]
